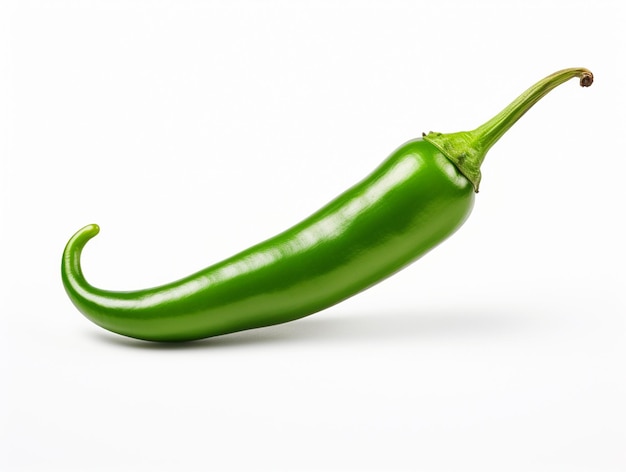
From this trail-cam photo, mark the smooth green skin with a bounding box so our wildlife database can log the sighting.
[62,68,593,342]
[63,141,474,341]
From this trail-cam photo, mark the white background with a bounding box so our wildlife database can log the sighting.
[1,1,625,471]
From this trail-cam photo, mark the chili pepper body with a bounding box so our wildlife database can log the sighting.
[63,140,474,341]
[62,68,593,342]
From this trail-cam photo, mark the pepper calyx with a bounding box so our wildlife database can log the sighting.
[423,131,483,193]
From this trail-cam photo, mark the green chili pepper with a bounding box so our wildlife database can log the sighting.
[62,68,593,342]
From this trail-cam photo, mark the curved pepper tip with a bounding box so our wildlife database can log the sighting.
[68,224,100,249]
[81,223,100,237]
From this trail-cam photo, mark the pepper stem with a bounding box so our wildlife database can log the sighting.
[423,68,593,192]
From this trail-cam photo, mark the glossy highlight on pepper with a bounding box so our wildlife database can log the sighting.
[62,68,593,342]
